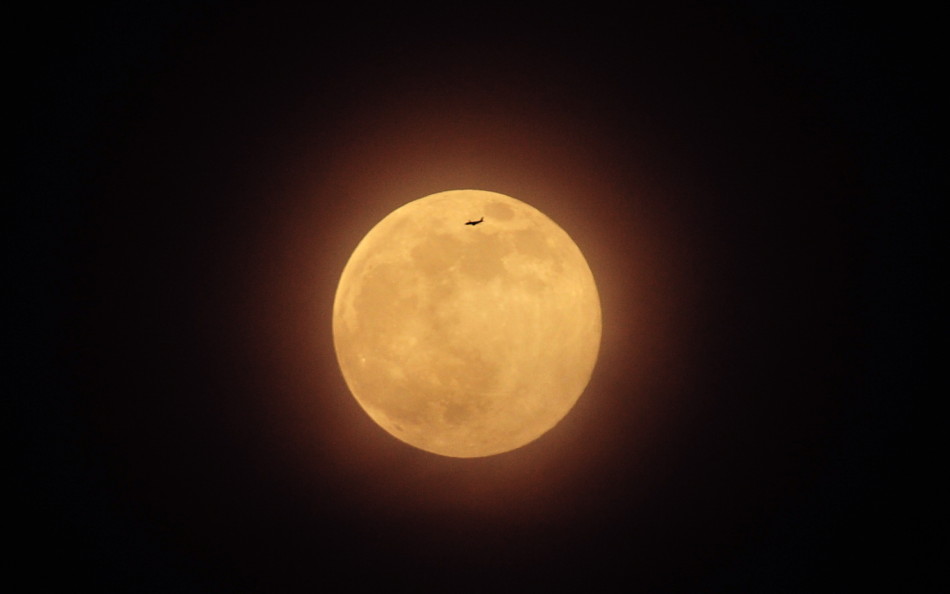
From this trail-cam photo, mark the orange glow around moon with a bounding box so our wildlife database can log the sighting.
[251,47,690,514]
[332,190,601,457]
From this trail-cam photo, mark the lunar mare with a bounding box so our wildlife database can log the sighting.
[332,190,601,457]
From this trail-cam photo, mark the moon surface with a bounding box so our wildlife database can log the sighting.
[332,190,601,457]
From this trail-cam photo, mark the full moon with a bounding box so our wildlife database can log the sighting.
[332,190,601,457]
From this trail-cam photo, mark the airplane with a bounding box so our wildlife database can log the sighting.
[465,217,484,226]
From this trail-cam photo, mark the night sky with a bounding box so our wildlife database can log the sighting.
[15,3,936,592]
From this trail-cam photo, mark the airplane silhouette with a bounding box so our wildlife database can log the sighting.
[465,217,484,226]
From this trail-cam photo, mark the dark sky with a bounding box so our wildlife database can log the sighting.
[15,2,936,592]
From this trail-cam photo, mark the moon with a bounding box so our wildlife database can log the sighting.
[332,190,601,457]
